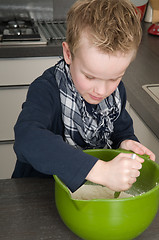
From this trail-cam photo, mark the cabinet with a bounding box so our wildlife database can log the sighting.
[126,101,159,162]
[0,86,28,141]
[0,143,17,179]
[0,56,60,179]
[0,57,60,85]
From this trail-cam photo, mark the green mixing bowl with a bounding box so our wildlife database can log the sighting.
[54,149,159,240]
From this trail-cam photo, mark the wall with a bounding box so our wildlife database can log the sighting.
[53,0,76,20]
[0,0,53,20]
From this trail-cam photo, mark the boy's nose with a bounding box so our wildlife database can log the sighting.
[94,82,107,96]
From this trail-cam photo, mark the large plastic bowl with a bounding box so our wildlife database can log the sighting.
[54,149,159,240]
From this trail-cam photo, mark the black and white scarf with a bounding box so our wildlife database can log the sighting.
[55,59,121,149]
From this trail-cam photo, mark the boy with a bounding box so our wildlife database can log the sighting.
[12,0,155,193]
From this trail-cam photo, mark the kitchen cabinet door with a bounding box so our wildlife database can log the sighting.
[129,105,159,162]
[0,86,28,141]
[0,142,16,179]
[0,56,60,85]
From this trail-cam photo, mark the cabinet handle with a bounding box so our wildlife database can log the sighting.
[0,84,29,90]
[0,140,14,145]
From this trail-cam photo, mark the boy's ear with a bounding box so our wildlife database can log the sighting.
[62,42,72,64]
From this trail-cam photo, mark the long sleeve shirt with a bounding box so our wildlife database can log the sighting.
[12,65,138,192]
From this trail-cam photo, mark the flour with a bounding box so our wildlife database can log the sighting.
[71,184,133,200]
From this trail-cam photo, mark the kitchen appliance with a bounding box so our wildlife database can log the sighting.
[54,149,159,240]
[0,11,66,46]
[148,23,159,36]
[0,12,47,46]
[131,0,148,20]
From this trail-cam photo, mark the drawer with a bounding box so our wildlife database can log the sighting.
[0,86,28,141]
[0,142,16,179]
[0,56,60,85]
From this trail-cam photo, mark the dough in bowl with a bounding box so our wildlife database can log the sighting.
[71,184,133,200]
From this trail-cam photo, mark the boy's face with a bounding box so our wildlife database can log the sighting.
[63,34,135,105]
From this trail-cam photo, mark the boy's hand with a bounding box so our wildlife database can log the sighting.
[86,152,144,192]
[103,153,144,191]
[120,140,156,161]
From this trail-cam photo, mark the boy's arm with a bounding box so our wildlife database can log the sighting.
[14,68,98,192]
[86,152,144,192]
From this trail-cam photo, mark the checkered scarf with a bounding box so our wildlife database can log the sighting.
[55,59,121,149]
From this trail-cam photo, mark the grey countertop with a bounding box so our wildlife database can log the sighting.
[0,43,63,58]
[0,178,81,240]
[0,178,159,240]
[123,23,159,139]
[0,22,158,139]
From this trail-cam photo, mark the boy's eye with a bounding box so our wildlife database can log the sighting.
[111,77,122,82]
[85,75,94,79]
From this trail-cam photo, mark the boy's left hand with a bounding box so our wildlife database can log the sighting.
[120,140,156,161]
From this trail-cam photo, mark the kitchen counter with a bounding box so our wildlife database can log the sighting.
[123,22,159,139]
[0,43,63,58]
[0,22,159,139]
[0,178,81,240]
[0,178,159,240]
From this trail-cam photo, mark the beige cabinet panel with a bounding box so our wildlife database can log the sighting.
[0,56,60,178]
[0,56,60,85]
[0,86,28,141]
[0,143,16,179]
[129,106,159,162]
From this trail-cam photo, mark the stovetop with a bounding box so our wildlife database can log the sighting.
[0,18,41,41]
[0,11,47,45]
[0,11,66,46]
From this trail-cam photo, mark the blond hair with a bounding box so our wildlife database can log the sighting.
[66,0,142,56]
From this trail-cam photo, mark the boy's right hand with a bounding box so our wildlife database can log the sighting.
[86,153,144,192]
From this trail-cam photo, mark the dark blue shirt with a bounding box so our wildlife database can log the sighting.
[12,64,138,192]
